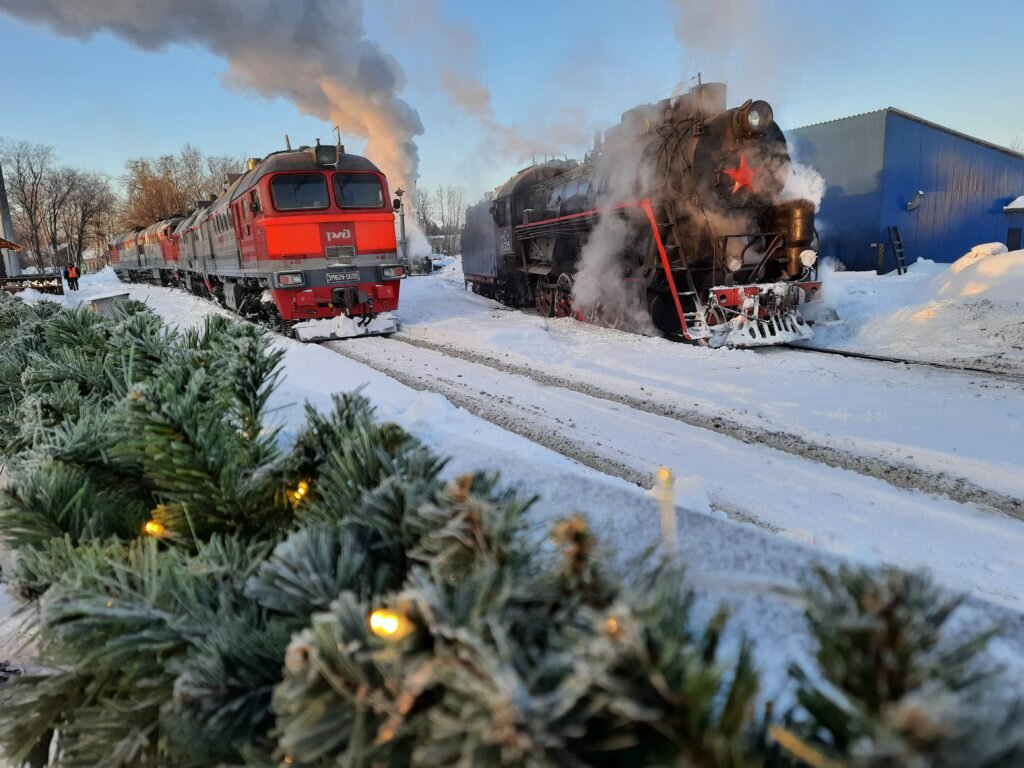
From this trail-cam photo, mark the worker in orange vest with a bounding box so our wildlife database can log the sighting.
[65,262,80,291]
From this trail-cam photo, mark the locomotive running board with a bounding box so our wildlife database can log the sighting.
[292,313,397,342]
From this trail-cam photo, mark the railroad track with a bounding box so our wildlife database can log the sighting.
[780,342,1024,382]
[326,333,1023,521]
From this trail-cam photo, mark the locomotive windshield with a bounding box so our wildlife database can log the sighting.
[270,173,330,211]
[333,173,384,209]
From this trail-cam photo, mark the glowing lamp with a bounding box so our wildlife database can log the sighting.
[143,519,166,537]
[288,480,310,505]
[369,608,413,640]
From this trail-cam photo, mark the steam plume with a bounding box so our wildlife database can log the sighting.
[0,0,424,191]
[402,0,584,163]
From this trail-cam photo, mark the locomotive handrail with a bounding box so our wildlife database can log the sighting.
[638,199,691,341]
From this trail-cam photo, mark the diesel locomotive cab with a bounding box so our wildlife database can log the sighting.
[242,146,405,327]
[110,142,407,342]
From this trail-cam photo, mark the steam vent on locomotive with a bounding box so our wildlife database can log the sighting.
[108,142,406,341]
[461,82,824,348]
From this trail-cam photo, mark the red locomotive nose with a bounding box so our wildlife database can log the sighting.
[724,155,755,194]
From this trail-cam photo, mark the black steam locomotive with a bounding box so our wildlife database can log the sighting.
[461,83,823,347]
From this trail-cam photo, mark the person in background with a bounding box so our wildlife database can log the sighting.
[65,262,80,291]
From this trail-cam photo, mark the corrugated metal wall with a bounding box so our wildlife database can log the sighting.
[788,111,887,270]
[879,112,1024,268]
[788,109,1024,271]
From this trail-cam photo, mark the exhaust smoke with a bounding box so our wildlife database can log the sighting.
[0,0,425,192]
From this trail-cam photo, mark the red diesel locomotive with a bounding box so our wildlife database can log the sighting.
[109,143,405,340]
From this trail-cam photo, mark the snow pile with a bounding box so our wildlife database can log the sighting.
[811,244,1024,373]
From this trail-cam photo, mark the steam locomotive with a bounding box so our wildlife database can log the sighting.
[461,83,823,347]
[109,143,405,341]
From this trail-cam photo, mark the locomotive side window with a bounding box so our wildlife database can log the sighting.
[333,173,384,209]
[270,173,330,211]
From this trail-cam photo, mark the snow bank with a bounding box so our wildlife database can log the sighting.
[811,244,1024,373]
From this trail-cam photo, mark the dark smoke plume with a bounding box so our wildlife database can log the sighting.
[0,0,424,190]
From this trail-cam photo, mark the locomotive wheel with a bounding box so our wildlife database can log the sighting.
[535,281,555,317]
[554,273,574,318]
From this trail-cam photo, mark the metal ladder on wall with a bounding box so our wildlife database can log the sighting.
[887,226,908,275]
[648,200,710,340]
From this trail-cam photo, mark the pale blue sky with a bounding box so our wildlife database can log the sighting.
[1,0,1020,199]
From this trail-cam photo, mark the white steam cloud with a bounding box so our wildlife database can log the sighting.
[782,161,826,212]
[403,0,588,165]
[571,135,657,335]
[0,0,424,192]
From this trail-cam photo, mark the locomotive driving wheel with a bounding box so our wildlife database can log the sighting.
[554,273,574,318]
[535,280,555,317]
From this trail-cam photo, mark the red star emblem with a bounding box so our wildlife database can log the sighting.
[724,155,755,194]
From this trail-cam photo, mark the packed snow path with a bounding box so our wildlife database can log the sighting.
[327,334,1024,607]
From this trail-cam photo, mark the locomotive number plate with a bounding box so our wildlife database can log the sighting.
[326,270,361,284]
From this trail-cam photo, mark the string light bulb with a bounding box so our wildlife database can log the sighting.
[288,479,310,506]
[604,616,622,639]
[369,608,414,641]
[143,519,166,537]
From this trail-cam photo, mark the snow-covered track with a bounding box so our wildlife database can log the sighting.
[780,343,1024,382]
[375,333,1022,520]
[324,333,1024,606]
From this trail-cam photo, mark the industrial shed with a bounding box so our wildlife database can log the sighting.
[788,109,1024,271]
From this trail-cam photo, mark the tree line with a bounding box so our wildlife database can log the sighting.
[414,184,466,257]
[0,139,241,272]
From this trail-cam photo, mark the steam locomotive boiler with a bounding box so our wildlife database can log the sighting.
[461,83,823,347]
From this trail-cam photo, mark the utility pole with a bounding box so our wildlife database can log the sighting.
[395,187,407,263]
[0,158,17,277]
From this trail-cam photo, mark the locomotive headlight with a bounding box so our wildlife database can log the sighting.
[381,265,406,279]
[726,253,745,272]
[799,249,818,268]
[275,271,305,287]
[741,100,774,135]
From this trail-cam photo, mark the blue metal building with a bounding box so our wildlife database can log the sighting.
[788,109,1024,271]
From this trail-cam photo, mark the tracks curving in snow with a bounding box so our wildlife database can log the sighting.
[782,343,1024,383]
[382,334,1023,520]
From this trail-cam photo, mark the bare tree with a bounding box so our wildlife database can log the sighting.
[121,146,243,228]
[433,184,466,257]
[0,140,54,269]
[43,166,81,267]
[413,187,436,235]
[59,172,117,267]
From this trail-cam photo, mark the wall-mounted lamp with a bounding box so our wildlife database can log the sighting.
[906,190,925,212]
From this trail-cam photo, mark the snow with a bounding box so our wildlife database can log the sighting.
[810,245,1024,373]
[293,312,397,341]
[1003,195,1024,212]
[6,265,1024,705]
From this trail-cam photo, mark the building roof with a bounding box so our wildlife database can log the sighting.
[794,108,1024,161]
[1005,195,1024,213]
[0,236,23,251]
